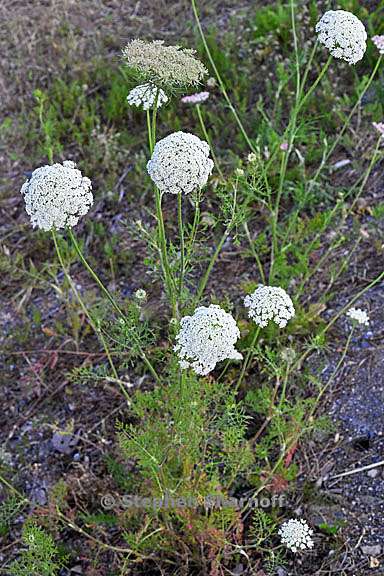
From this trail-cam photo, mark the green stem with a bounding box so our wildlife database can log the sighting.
[68,228,124,317]
[310,327,354,417]
[154,188,178,317]
[52,230,120,383]
[67,228,161,384]
[243,222,266,284]
[196,104,224,180]
[147,90,178,317]
[269,55,332,283]
[193,229,228,307]
[236,326,261,391]
[177,192,185,299]
[185,191,202,267]
[146,109,153,153]
[308,55,383,192]
[191,0,256,153]
[297,135,382,299]
[291,268,384,377]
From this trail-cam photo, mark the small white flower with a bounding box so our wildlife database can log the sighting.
[174,304,243,376]
[316,10,367,65]
[346,307,369,326]
[134,289,147,302]
[247,152,257,163]
[279,518,314,553]
[147,131,214,195]
[235,168,245,177]
[372,35,384,54]
[372,121,384,137]
[21,161,93,231]
[181,91,210,105]
[207,77,216,88]
[127,83,168,110]
[244,285,295,328]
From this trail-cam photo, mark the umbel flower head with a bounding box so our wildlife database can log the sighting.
[316,10,367,65]
[372,35,384,54]
[127,83,168,110]
[279,518,314,553]
[21,160,93,231]
[147,131,214,195]
[346,307,369,326]
[181,91,210,105]
[174,305,243,376]
[244,285,295,328]
[122,39,208,89]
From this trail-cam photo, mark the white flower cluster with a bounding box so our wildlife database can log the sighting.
[21,161,93,231]
[316,10,367,65]
[147,131,214,195]
[346,307,369,326]
[127,83,168,110]
[244,285,295,328]
[134,288,147,302]
[174,305,243,376]
[181,91,210,105]
[122,39,208,88]
[279,518,314,553]
[372,35,384,54]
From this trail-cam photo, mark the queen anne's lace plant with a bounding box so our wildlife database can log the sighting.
[372,35,384,54]
[127,83,168,110]
[315,10,367,65]
[279,519,314,553]
[122,39,208,88]
[346,307,369,326]
[21,161,93,231]
[181,91,210,105]
[147,131,214,195]
[244,285,295,328]
[174,305,243,376]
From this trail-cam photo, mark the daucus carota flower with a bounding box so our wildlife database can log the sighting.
[181,91,210,104]
[122,39,208,89]
[247,152,258,163]
[316,10,367,65]
[147,131,214,195]
[134,289,147,302]
[174,305,243,376]
[346,307,369,326]
[127,83,168,110]
[372,35,384,54]
[244,285,295,328]
[279,519,314,553]
[21,161,93,231]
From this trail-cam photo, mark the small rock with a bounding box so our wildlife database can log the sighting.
[361,544,381,556]
[367,468,379,478]
[52,430,79,455]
